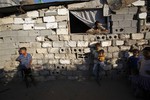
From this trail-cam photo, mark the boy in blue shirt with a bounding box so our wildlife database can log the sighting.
[16,47,35,87]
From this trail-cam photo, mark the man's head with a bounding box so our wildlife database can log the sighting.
[95,43,101,51]
[132,49,139,57]
[142,47,150,59]
[19,47,27,55]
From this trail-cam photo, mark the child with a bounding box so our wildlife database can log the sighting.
[127,49,140,75]
[131,47,150,97]
[93,49,106,79]
[16,47,35,87]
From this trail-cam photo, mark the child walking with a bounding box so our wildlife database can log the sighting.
[16,47,35,88]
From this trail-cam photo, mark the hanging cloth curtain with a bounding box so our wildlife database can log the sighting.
[70,9,105,28]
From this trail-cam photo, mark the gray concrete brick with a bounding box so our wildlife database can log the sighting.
[136,40,148,45]
[53,41,64,47]
[124,14,134,20]
[119,20,131,27]
[107,34,118,40]
[39,10,45,17]
[58,21,68,28]
[40,30,56,36]
[111,14,124,21]
[119,46,130,51]
[17,30,29,36]
[116,8,129,14]
[55,54,66,59]
[11,24,23,30]
[83,35,95,41]
[131,20,138,27]
[125,40,136,45]
[28,30,41,36]
[48,48,59,53]
[70,34,83,41]
[59,35,70,41]
[45,9,58,16]
[128,7,138,14]
[112,27,125,33]
[145,32,150,39]
[131,33,144,40]
[96,35,106,41]
[112,21,119,28]
[18,36,36,42]
[108,47,119,53]
[125,27,137,33]
[47,35,59,41]
[119,34,131,39]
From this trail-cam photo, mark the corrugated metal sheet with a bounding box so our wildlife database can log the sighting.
[0,0,20,8]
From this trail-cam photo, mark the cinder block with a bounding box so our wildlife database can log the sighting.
[36,36,45,42]
[49,59,59,64]
[30,42,41,48]
[58,22,68,28]
[112,21,119,28]
[111,14,124,21]
[56,15,68,22]
[42,42,52,47]
[132,0,145,6]
[128,7,138,14]
[145,32,150,39]
[23,24,34,30]
[112,52,119,58]
[46,22,57,29]
[40,30,56,36]
[48,48,59,53]
[71,48,84,53]
[96,35,106,41]
[36,48,47,54]
[136,40,148,45]
[59,48,67,53]
[125,27,137,33]
[119,34,131,39]
[83,35,95,41]
[55,54,66,59]
[115,8,128,14]
[0,24,12,31]
[27,11,39,18]
[106,53,113,59]
[59,35,70,41]
[32,54,44,59]
[65,41,76,47]
[107,34,118,40]
[34,23,46,30]
[115,40,124,46]
[138,12,147,19]
[66,54,76,59]
[24,18,35,23]
[0,17,14,25]
[56,28,68,35]
[112,27,125,33]
[58,8,69,15]
[18,43,31,48]
[59,59,70,64]
[119,46,130,51]
[53,41,64,47]
[124,14,134,20]
[47,35,59,41]
[118,20,131,27]
[14,18,24,24]
[71,34,83,41]
[84,48,91,53]
[43,16,55,23]
[101,41,112,47]
[36,18,43,23]
[45,9,57,16]
[28,30,40,36]
[131,20,137,27]
[125,40,136,45]
[77,41,88,47]
[131,33,144,40]
[11,24,23,30]
[44,54,54,59]
[108,47,119,53]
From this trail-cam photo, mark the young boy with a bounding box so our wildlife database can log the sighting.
[16,47,35,87]
[131,47,150,97]
[93,49,106,79]
[128,49,140,75]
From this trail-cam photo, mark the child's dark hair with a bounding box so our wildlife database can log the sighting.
[132,49,139,53]
[20,47,27,51]
[95,43,100,47]
[99,49,104,53]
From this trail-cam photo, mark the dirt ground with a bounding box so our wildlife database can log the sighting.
[0,77,141,100]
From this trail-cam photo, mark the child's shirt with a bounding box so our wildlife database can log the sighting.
[128,56,140,69]
[139,59,150,77]
[98,54,105,62]
[16,53,32,69]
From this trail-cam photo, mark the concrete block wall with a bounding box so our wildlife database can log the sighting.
[0,3,149,81]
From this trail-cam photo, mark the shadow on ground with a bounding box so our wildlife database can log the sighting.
[0,77,141,100]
